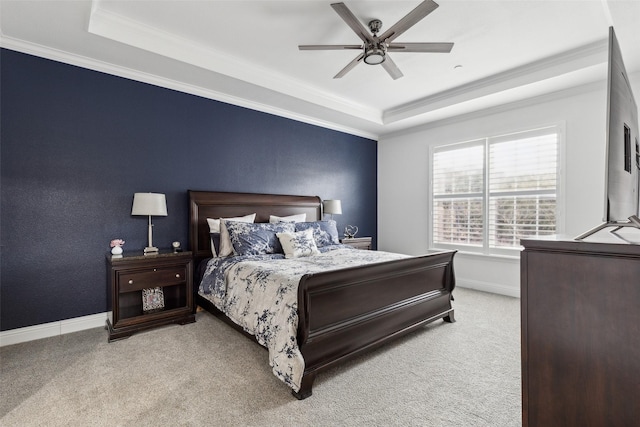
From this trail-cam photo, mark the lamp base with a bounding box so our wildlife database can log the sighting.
[143,246,159,254]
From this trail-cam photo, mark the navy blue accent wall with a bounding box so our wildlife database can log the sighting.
[0,49,377,331]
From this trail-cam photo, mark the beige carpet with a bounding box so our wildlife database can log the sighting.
[0,287,521,426]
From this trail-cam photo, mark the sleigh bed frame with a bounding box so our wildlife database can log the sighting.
[188,190,456,399]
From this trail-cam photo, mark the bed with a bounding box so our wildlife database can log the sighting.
[189,190,456,399]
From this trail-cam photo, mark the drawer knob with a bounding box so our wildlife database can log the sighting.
[128,280,134,285]
[175,274,180,278]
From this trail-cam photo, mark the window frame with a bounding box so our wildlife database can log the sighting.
[428,124,565,257]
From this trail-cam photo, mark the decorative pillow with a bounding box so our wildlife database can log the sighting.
[226,221,295,256]
[269,213,307,223]
[206,217,222,234]
[213,213,256,257]
[294,220,340,247]
[277,228,320,259]
[206,218,222,257]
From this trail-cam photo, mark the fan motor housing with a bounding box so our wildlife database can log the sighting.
[368,19,382,34]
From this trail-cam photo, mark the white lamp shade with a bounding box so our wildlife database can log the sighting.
[131,193,168,216]
[323,199,342,215]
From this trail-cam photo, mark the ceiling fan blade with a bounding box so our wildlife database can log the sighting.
[334,53,365,79]
[299,44,363,50]
[387,42,454,53]
[331,2,374,44]
[381,55,404,80]
[378,0,439,43]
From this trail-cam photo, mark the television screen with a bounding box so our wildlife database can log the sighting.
[576,27,639,240]
[605,26,639,223]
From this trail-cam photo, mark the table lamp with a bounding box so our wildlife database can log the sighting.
[323,199,342,220]
[131,192,167,254]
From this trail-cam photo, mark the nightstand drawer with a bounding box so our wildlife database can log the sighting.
[118,266,187,293]
[341,237,372,250]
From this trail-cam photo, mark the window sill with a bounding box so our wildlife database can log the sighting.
[430,247,521,263]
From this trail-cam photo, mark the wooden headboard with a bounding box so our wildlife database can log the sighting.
[188,190,322,264]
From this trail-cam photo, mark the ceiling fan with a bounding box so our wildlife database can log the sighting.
[299,0,454,80]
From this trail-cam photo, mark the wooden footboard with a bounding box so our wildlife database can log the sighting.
[293,250,456,399]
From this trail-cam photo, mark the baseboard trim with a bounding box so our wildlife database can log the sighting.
[456,278,520,298]
[0,312,109,347]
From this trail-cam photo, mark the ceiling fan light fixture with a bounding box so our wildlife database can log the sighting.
[300,1,454,78]
[364,46,386,65]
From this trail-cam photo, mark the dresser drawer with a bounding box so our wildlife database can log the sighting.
[118,265,187,293]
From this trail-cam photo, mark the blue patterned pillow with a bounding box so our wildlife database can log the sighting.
[208,214,255,257]
[277,228,320,259]
[295,220,340,247]
[225,221,295,256]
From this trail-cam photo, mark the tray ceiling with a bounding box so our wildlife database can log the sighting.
[1,1,639,138]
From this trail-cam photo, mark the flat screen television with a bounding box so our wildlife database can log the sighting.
[576,26,640,240]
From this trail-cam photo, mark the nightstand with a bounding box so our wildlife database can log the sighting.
[106,250,195,342]
[341,237,372,250]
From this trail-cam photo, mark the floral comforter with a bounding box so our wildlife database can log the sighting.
[198,245,408,392]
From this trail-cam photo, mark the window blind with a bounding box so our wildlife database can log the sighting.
[433,142,484,247]
[488,133,558,248]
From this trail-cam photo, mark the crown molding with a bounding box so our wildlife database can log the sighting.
[0,35,379,140]
[381,78,605,139]
[87,3,382,126]
[383,38,609,125]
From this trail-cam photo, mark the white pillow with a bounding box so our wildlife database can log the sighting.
[269,213,307,223]
[207,218,222,257]
[208,214,256,257]
[277,228,320,259]
[207,218,221,233]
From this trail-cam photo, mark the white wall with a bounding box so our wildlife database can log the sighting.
[378,81,617,297]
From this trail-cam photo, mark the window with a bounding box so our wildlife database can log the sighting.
[431,126,561,254]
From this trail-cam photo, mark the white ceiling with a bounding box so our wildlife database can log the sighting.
[1,0,639,139]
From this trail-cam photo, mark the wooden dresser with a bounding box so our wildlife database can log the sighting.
[520,236,640,427]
